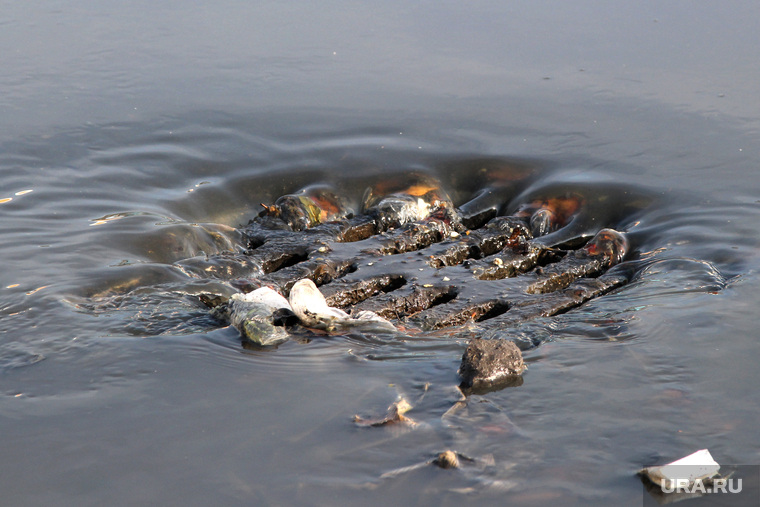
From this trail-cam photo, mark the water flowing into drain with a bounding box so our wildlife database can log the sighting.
[193,171,647,390]
[193,171,652,391]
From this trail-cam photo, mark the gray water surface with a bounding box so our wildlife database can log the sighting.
[1,2,760,506]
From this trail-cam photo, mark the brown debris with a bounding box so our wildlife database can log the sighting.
[353,398,417,427]
[433,450,460,469]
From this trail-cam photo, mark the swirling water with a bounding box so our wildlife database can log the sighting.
[2,2,760,506]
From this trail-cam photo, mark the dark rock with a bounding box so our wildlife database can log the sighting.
[459,339,525,390]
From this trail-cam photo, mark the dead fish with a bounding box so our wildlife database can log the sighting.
[289,279,396,332]
[227,287,293,346]
[289,278,351,328]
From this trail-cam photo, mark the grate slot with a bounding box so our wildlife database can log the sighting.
[476,300,511,322]
[526,250,608,294]
[263,257,357,293]
[323,274,407,307]
[353,284,458,320]
[485,272,629,328]
[260,249,309,274]
[467,247,543,280]
[426,217,531,268]
[412,298,509,330]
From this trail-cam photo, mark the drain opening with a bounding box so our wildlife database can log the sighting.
[206,177,635,335]
[475,300,511,322]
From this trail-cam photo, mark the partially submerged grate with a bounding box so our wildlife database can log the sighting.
[200,173,634,338]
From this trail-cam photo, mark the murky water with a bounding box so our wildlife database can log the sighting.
[2,2,760,506]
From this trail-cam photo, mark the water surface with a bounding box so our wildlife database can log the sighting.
[1,2,760,506]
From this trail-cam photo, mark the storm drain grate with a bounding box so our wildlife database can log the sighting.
[200,176,633,335]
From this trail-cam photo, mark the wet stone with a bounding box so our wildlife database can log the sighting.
[259,184,354,232]
[458,339,526,390]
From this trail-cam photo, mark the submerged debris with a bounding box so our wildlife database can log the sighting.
[206,278,397,346]
[353,397,417,427]
[433,450,461,470]
[377,449,496,482]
